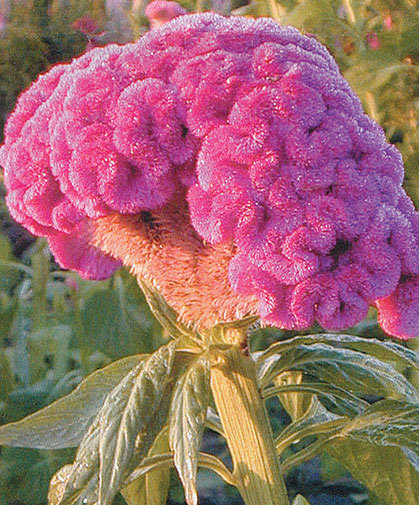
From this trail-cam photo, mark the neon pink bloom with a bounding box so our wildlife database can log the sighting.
[145,0,187,29]
[1,13,417,338]
[366,32,381,50]
[384,15,393,30]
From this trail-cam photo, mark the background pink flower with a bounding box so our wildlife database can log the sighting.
[145,0,187,29]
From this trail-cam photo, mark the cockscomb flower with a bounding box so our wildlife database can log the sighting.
[0,11,418,338]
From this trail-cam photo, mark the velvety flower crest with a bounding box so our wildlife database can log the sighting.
[1,11,417,338]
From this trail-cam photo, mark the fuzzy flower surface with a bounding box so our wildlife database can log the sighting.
[1,12,418,338]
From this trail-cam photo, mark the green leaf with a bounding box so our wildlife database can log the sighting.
[292,495,312,505]
[169,355,210,505]
[0,354,145,449]
[205,406,224,436]
[0,296,17,344]
[30,239,50,330]
[275,397,344,455]
[78,272,162,361]
[258,334,419,372]
[345,60,419,95]
[283,0,335,28]
[328,400,419,505]
[280,399,419,505]
[274,371,313,421]
[45,370,84,404]
[58,417,101,505]
[0,351,15,401]
[0,233,22,291]
[48,465,74,505]
[125,452,236,488]
[334,400,419,454]
[98,343,176,505]
[27,324,72,385]
[57,348,172,505]
[264,381,369,418]
[257,343,418,404]
[329,441,419,505]
[281,0,359,43]
[81,285,130,359]
[0,232,13,261]
[113,272,163,354]
[400,22,419,57]
[120,428,171,505]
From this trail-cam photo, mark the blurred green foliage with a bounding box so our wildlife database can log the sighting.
[0,230,164,504]
[0,0,417,504]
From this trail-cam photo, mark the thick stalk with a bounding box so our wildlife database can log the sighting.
[210,341,290,505]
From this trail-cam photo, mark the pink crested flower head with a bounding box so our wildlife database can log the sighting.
[1,12,417,337]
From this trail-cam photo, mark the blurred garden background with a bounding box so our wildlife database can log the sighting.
[0,0,418,504]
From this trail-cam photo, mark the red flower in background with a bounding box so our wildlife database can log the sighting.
[145,0,187,29]
[71,16,100,35]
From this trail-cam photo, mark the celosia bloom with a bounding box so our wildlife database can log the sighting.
[1,11,418,338]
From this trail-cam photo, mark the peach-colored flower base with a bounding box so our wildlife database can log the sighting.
[91,196,258,329]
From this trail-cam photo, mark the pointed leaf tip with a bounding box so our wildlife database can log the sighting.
[48,466,74,505]
[0,354,145,449]
[292,495,312,505]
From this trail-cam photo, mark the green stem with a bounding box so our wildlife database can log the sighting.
[0,259,33,276]
[280,436,337,474]
[268,0,282,21]
[124,452,236,487]
[206,407,225,437]
[210,344,290,505]
[70,286,90,373]
[276,418,347,454]
[31,240,49,331]
[263,382,369,412]
[342,0,356,25]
